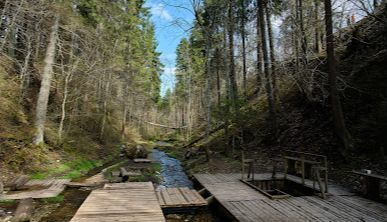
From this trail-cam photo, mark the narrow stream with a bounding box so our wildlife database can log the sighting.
[37,146,221,222]
[151,149,193,189]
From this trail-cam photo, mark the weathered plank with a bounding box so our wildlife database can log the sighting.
[156,187,207,209]
[71,182,165,222]
[193,173,387,222]
[0,179,70,200]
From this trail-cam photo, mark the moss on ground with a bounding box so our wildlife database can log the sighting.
[42,195,65,203]
[30,159,105,180]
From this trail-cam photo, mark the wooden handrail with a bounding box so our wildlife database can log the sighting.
[284,150,326,158]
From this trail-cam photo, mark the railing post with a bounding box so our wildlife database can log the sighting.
[324,156,328,193]
[301,154,305,185]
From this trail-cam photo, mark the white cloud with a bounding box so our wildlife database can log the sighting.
[150,3,173,21]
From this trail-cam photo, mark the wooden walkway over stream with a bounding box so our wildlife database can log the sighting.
[194,173,387,222]
[70,182,207,221]
[70,182,165,222]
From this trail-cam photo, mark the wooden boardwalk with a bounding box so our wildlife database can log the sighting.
[156,187,207,209]
[194,173,387,222]
[70,182,165,222]
[0,179,70,200]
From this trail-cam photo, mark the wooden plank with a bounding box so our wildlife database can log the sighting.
[119,167,141,177]
[156,189,166,206]
[193,173,387,222]
[156,188,207,208]
[0,179,70,200]
[71,182,165,222]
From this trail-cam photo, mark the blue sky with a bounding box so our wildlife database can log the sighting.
[145,0,195,97]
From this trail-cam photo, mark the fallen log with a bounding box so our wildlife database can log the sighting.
[133,158,151,163]
[181,87,261,151]
[11,198,34,222]
[182,124,225,149]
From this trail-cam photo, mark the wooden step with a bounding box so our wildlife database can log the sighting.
[156,187,207,209]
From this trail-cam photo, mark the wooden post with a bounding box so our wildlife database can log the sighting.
[284,157,288,180]
[301,154,305,185]
[363,177,381,200]
[241,150,245,180]
[315,170,326,199]
[12,198,34,222]
[324,156,328,192]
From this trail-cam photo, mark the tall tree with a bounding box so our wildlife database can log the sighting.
[324,0,351,155]
[228,0,239,110]
[34,16,59,145]
[239,0,248,99]
[265,0,278,103]
[258,0,277,132]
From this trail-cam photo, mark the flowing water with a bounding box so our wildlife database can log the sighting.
[37,146,222,221]
[151,149,193,189]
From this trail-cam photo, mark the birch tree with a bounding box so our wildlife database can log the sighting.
[33,16,59,145]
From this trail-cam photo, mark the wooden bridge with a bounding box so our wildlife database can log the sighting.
[70,182,165,222]
[70,182,207,221]
[194,173,387,222]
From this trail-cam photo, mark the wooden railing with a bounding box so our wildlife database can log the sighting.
[283,150,328,196]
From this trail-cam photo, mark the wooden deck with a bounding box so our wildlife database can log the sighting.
[194,173,387,222]
[0,179,70,200]
[70,182,165,222]
[156,187,207,209]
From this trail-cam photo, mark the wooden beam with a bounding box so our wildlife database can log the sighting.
[12,198,34,222]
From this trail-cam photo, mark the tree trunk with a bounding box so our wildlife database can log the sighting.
[265,2,278,104]
[240,0,248,99]
[204,34,213,162]
[0,0,24,54]
[314,0,322,54]
[121,84,129,140]
[228,0,238,110]
[298,0,308,62]
[258,0,277,132]
[100,72,111,140]
[58,67,71,142]
[216,49,221,107]
[256,1,263,94]
[20,35,32,92]
[33,16,59,145]
[324,0,351,155]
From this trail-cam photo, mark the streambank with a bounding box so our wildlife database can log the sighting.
[32,147,222,221]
